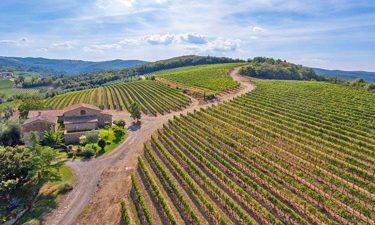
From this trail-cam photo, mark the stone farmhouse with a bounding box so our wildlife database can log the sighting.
[0,72,14,79]
[22,103,112,144]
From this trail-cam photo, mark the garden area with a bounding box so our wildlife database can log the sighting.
[66,119,127,159]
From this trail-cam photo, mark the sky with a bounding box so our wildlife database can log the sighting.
[0,0,374,71]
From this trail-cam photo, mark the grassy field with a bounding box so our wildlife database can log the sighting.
[150,63,243,93]
[0,78,38,99]
[127,80,375,225]
[0,88,38,98]
[0,79,13,89]
[45,80,191,116]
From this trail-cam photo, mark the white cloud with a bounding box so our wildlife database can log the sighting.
[187,38,240,55]
[204,38,240,52]
[83,43,122,53]
[51,41,78,50]
[252,26,266,33]
[143,33,175,45]
[0,37,29,46]
[142,33,209,45]
[96,0,135,9]
[179,33,208,44]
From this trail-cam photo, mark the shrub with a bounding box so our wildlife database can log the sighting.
[67,152,73,158]
[85,130,99,143]
[58,183,73,194]
[113,127,125,137]
[79,135,87,146]
[104,121,111,128]
[43,128,63,148]
[113,119,126,128]
[82,148,95,158]
[98,139,106,151]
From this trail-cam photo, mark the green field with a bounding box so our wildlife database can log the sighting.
[128,80,375,224]
[151,63,243,93]
[45,80,191,116]
[0,79,13,89]
[0,88,38,98]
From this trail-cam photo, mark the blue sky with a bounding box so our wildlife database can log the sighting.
[0,0,374,70]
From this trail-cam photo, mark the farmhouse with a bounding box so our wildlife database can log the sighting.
[0,72,14,79]
[22,103,112,144]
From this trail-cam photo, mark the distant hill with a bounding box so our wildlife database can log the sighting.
[0,56,148,75]
[312,68,375,82]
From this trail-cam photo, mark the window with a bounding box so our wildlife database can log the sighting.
[80,110,86,115]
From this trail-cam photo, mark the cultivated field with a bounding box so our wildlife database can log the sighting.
[127,80,375,225]
[151,63,243,93]
[45,80,191,115]
[0,79,13,89]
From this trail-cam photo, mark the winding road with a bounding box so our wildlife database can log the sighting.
[42,67,255,225]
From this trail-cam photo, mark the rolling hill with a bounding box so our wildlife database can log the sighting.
[0,56,148,75]
[312,67,375,82]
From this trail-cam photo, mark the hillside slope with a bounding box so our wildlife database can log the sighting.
[0,56,147,75]
[312,67,375,82]
[129,80,374,225]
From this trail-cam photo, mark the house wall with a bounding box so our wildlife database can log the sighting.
[22,121,56,133]
[64,107,100,117]
[64,107,112,127]
[65,122,97,133]
[98,114,112,127]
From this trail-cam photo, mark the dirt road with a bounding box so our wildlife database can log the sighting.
[42,67,255,225]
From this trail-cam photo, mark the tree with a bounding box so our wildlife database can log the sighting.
[43,128,63,148]
[98,139,106,151]
[0,146,36,196]
[18,98,46,119]
[113,119,126,128]
[22,131,41,147]
[0,120,21,146]
[33,145,58,180]
[2,106,14,120]
[129,101,141,122]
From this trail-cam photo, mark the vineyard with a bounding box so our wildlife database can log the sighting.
[151,63,243,93]
[126,80,375,225]
[45,80,191,116]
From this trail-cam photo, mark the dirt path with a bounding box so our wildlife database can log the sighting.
[42,67,255,225]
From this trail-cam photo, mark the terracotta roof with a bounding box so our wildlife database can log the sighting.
[23,115,58,125]
[64,115,98,124]
[63,103,100,112]
[24,104,109,126]
[28,110,64,119]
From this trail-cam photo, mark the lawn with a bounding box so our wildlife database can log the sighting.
[98,125,127,154]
